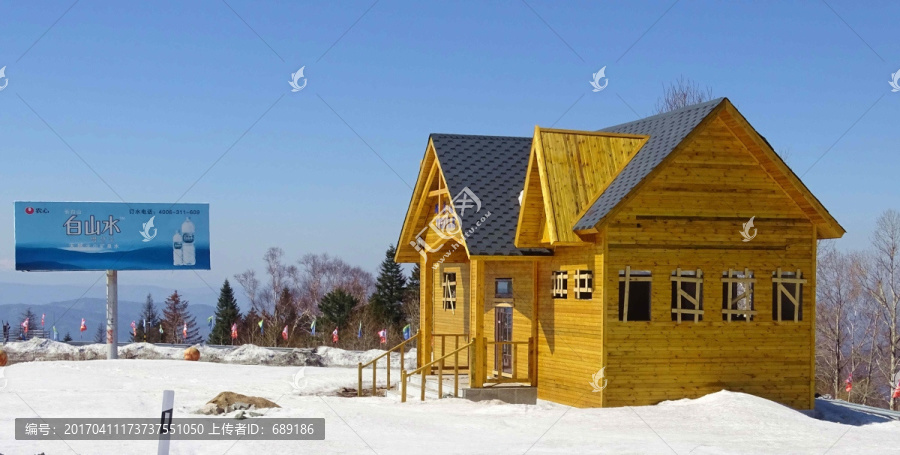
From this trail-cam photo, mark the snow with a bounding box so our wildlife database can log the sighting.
[0,346,899,454]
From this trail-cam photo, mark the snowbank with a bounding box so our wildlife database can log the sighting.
[0,340,414,368]
[1,362,898,454]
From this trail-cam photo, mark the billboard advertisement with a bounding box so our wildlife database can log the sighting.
[14,202,210,271]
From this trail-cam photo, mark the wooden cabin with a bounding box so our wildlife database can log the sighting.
[394,98,844,409]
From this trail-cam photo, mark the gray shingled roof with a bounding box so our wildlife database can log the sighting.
[430,134,552,257]
[572,98,725,231]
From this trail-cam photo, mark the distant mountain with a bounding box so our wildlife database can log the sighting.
[0,298,216,343]
[0,281,224,308]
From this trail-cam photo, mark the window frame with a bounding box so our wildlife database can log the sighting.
[551,271,568,299]
[574,270,593,300]
[772,268,805,322]
[722,268,756,322]
[671,268,704,323]
[618,266,652,321]
[442,272,457,312]
[495,278,513,299]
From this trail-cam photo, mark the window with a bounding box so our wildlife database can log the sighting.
[551,271,568,299]
[671,268,704,322]
[619,267,651,321]
[722,269,756,322]
[772,269,805,321]
[574,270,593,300]
[495,278,513,299]
[442,272,457,312]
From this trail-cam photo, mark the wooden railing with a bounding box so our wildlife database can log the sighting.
[484,337,535,385]
[401,340,473,402]
[357,331,419,397]
[431,333,469,370]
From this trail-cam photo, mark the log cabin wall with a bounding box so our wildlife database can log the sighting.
[482,260,537,380]
[601,113,817,409]
[536,244,606,407]
[432,262,470,365]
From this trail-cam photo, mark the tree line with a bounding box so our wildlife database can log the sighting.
[817,209,900,410]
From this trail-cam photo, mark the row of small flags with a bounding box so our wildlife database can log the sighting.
[22,314,415,349]
[845,373,900,399]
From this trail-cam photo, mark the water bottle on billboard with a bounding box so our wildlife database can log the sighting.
[181,217,196,266]
[173,231,183,266]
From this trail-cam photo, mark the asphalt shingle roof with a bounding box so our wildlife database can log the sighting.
[572,98,725,230]
[430,134,552,257]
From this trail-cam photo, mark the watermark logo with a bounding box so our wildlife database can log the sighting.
[139,216,157,242]
[288,367,306,391]
[890,69,900,92]
[589,366,608,392]
[410,186,491,263]
[0,66,7,91]
[739,216,757,242]
[289,66,307,92]
[590,66,608,92]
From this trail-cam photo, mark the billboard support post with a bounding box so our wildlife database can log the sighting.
[106,270,118,360]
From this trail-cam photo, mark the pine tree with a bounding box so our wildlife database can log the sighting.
[94,323,105,343]
[320,289,358,331]
[403,263,421,331]
[63,332,73,342]
[274,286,298,345]
[369,244,407,327]
[134,294,161,343]
[19,308,38,338]
[161,291,202,344]
[210,280,242,345]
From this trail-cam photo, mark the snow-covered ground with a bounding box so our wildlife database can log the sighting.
[0,344,898,454]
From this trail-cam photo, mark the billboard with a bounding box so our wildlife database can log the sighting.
[14,202,210,271]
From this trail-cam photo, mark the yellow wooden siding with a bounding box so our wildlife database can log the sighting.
[602,114,817,409]
[515,150,548,248]
[535,245,605,407]
[537,129,646,245]
[432,263,469,366]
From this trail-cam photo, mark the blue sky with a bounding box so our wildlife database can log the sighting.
[0,0,897,295]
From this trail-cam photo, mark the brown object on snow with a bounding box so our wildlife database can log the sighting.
[0,349,7,367]
[207,391,280,411]
[183,346,200,361]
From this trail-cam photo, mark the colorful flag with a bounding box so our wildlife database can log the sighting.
[52,326,58,341]
[332,327,339,343]
[130,321,137,337]
[844,373,853,393]
[357,321,362,339]
[231,323,238,340]
[159,325,164,334]
[207,316,213,330]
[182,322,188,339]
[402,324,411,340]
[258,319,264,334]
[22,318,29,335]
[41,313,45,327]
[378,329,387,344]
[282,325,288,340]
[893,379,900,400]
[80,318,87,333]
[310,319,317,336]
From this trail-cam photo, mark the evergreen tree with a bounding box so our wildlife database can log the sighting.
[93,323,105,343]
[403,263,421,330]
[320,289,358,331]
[210,280,242,345]
[134,294,161,343]
[274,286,298,344]
[369,244,407,327]
[63,332,73,342]
[19,308,38,338]
[161,291,202,344]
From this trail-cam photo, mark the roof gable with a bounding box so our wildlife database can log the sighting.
[516,127,648,246]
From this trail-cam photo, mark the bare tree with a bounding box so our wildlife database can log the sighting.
[855,210,900,410]
[816,241,858,397]
[655,76,713,114]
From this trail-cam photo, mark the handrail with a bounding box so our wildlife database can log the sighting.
[401,340,474,402]
[485,338,535,385]
[357,331,420,397]
[432,333,469,371]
